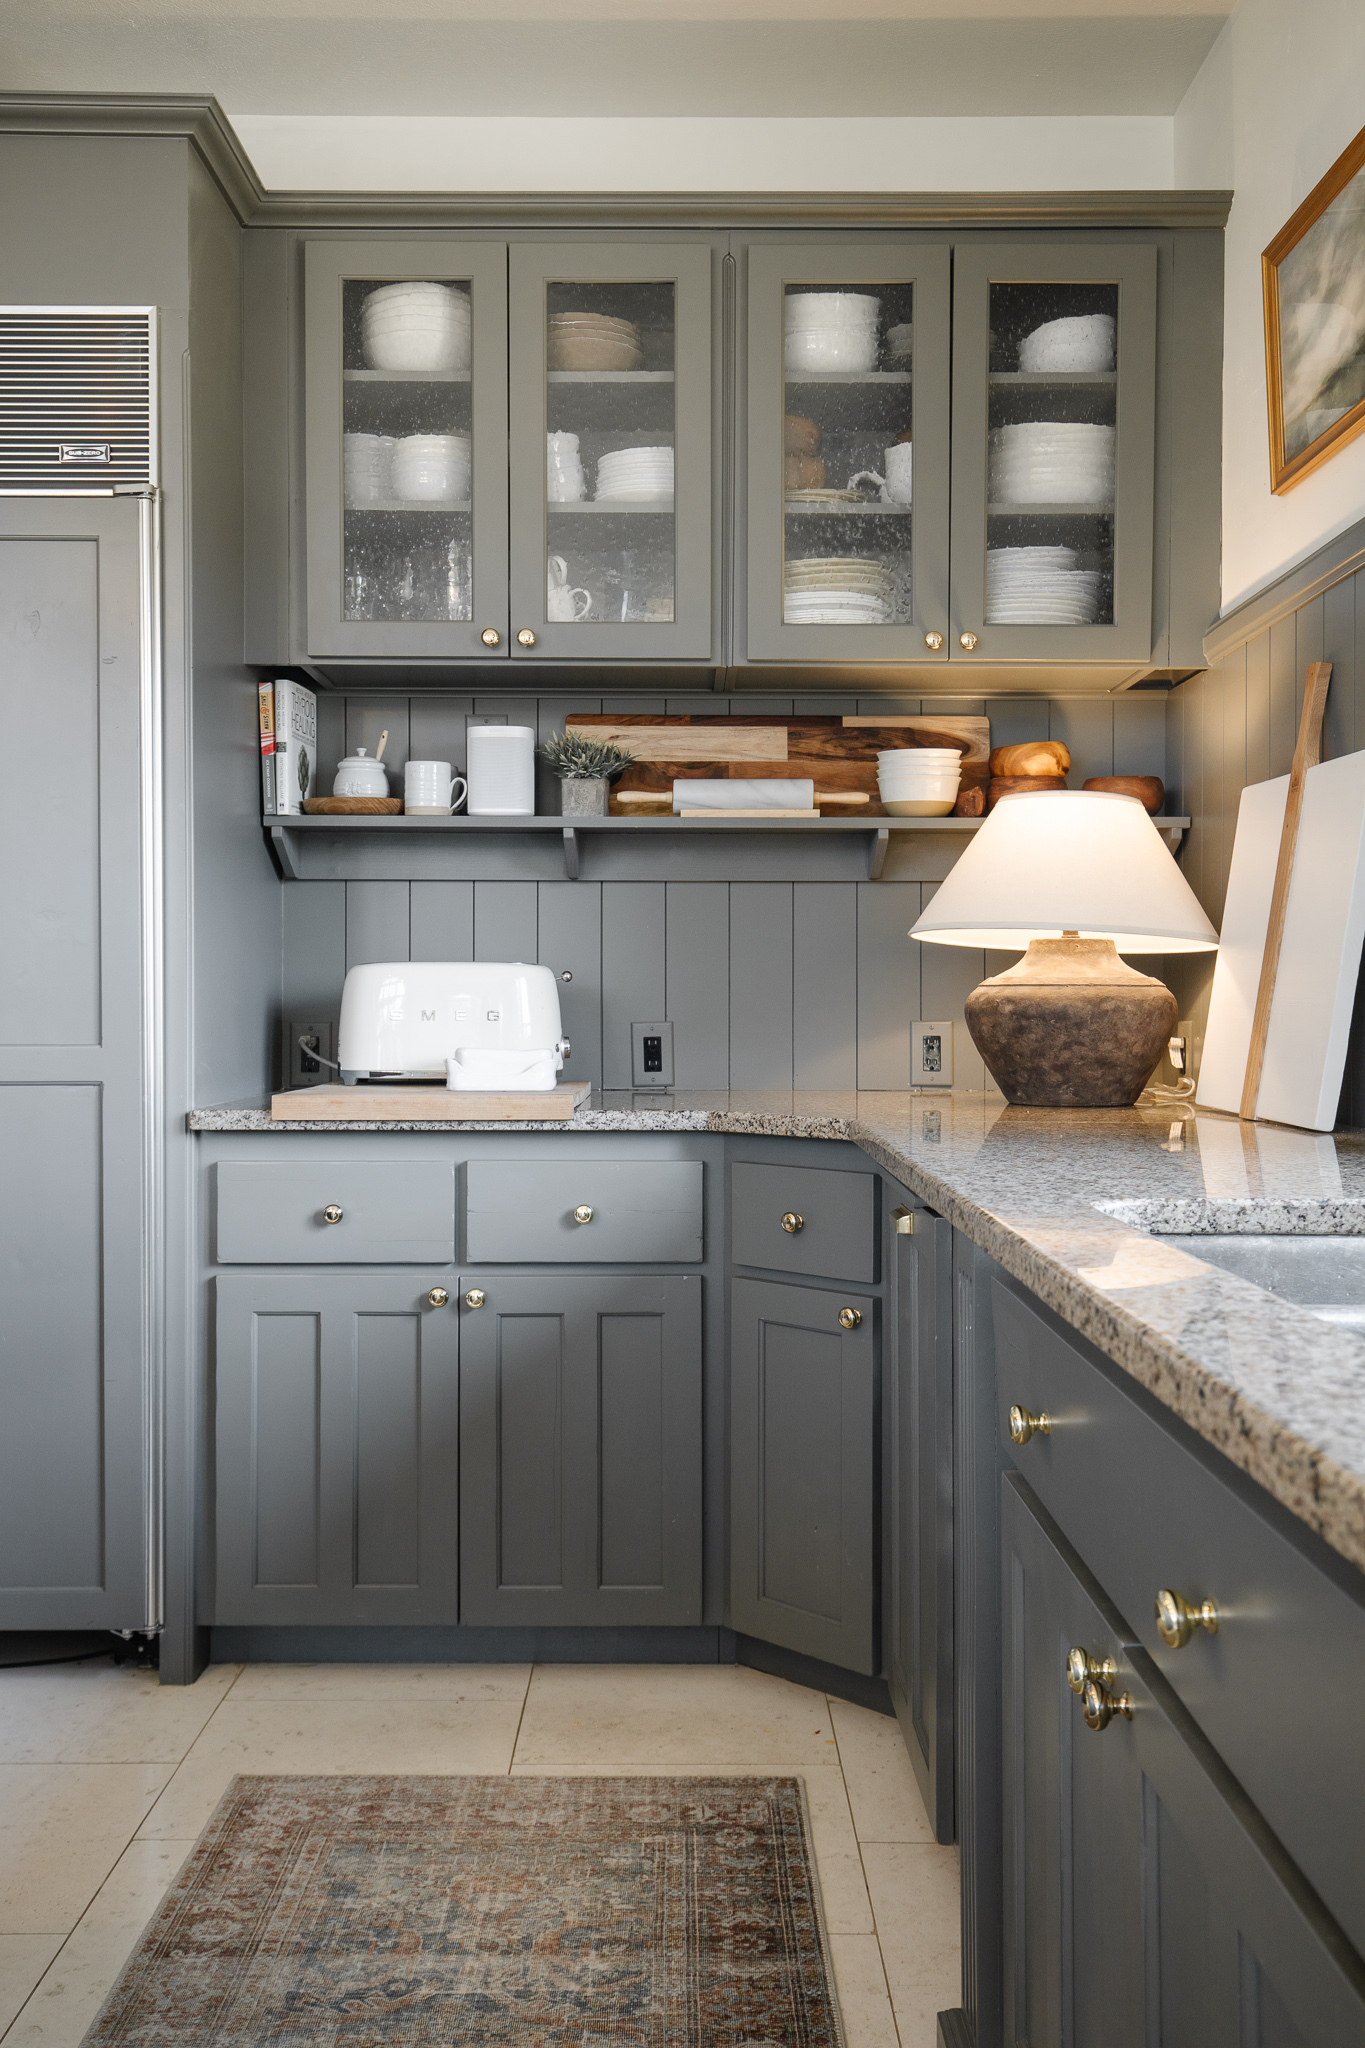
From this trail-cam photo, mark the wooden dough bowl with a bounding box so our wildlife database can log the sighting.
[1082,775,1165,814]
[987,774,1067,809]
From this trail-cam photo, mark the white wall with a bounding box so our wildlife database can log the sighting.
[1176,0,1365,610]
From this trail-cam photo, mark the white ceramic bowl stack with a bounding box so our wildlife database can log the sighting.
[343,432,396,506]
[985,544,1102,624]
[877,747,963,817]
[784,555,892,625]
[988,422,1115,508]
[594,445,674,502]
[784,292,881,374]
[547,312,644,372]
[390,432,471,505]
[1018,313,1115,374]
[361,282,472,374]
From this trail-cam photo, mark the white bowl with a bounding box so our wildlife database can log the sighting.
[785,330,879,374]
[1018,313,1115,374]
[363,328,472,374]
[785,291,880,325]
[882,796,958,816]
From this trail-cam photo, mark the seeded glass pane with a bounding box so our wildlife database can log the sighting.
[342,277,473,623]
[781,281,913,628]
[985,282,1118,628]
[545,280,676,626]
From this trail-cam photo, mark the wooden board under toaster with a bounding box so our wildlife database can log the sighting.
[271,1082,593,1122]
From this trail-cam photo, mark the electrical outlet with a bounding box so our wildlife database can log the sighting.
[631,1019,674,1089]
[287,1016,335,1091]
[912,1020,953,1087]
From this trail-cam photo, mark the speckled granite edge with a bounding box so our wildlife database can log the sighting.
[1100,1196,1365,1236]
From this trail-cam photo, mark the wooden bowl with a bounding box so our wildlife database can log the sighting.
[1083,774,1165,814]
[784,453,827,491]
[989,740,1071,778]
[302,796,404,815]
[546,335,644,372]
[784,414,822,456]
[987,774,1067,809]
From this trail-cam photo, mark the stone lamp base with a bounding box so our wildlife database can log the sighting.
[964,934,1177,1108]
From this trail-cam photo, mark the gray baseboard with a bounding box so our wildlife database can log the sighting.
[936,2010,975,2048]
[733,1633,894,1716]
[209,1624,733,1664]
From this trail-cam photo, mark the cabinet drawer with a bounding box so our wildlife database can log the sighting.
[994,1277,1365,1960]
[215,1161,455,1264]
[730,1162,875,1280]
[464,1160,702,1263]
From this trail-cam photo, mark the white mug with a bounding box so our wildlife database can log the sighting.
[849,441,912,505]
[547,554,570,590]
[547,433,587,503]
[404,759,468,816]
[547,584,593,621]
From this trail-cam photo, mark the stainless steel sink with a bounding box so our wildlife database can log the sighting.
[1157,1234,1365,1329]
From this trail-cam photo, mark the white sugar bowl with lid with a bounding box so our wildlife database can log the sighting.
[333,745,391,799]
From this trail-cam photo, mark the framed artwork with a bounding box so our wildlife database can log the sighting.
[1263,119,1365,493]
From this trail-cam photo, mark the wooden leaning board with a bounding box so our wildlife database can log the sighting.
[272,1082,593,1122]
[567,713,990,818]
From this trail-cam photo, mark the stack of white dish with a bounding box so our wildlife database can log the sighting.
[595,445,674,501]
[988,422,1115,507]
[361,282,472,374]
[784,555,891,625]
[1018,314,1115,373]
[547,311,643,372]
[785,292,881,374]
[885,322,914,363]
[985,545,1101,624]
[391,433,471,505]
[343,432,396,505]
[877,748,962,817]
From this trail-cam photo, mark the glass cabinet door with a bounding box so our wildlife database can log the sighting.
[743,243,951,664]
[950,244,1157,663]
[304,240,509,657]
[508,243,716,661]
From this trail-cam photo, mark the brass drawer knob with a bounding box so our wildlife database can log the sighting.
[838,1306,862,1330]
[573,1204,594,1225]
[1082,1679,1133,1731]
[780,1211,804,1234]
[322,1204,343,1225]
[480,627,501,647]
[1155,1588,1219,1649]
[464,1288,486,1309]
[1066,1645,1116,1696]
[517,628,537,647]
[924,630,944,651]
[426,1286,449,1308]
[959,631,979,652]
[1009,1403,1050,1444]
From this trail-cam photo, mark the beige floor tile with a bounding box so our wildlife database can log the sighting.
[828,1932,901,2048]
[514,1663,842,1767]
[0,1936,64,2035]
[135,1695,525,1841]
[862,1839,962,2047]
[831,1698,936,1845]
[2,1839,196,2048]
[225,1663,531,1703]
[0,1661,239,1767]
[0,1766,174,1935]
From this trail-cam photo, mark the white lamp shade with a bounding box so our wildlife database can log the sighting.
[911,790,1218,953]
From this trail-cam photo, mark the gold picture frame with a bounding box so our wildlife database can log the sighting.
[1263,119,1365,494]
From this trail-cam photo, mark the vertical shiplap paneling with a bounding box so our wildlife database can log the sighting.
[345,696,411,781]
[729,883,793,1090]
[855,882,921,1088]
[793,883,858,1089]
[409,882,474,961]
[1268,613,1298,776]
[314,689,346,790]
[1048,699,1114,782]
[1198,661,1227,925]
[282,880,345,1012]
[345,881,410,968]
[410,695,475,780]
[918,895,987,1092]
[1113,692,1167,779]
[601,882,665,1089]
[983,697,1050,749]
[1213,646,1247,927]
[1184,667,1214,918]
[1296,595,1325,733]
[534,694,601,819]
[1245,629,1271,787]
[1323,571,1357,763]
[473,882,538,962]
[666,883,731,1088]
[538,882,603,1089]
[1164,679,1186,822]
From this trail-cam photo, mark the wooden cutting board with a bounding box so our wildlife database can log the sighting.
[272,1082,593,1122]
[567,714,990,817]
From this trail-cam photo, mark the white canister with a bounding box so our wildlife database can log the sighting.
[466,724,536,816]
[332,747,390,798]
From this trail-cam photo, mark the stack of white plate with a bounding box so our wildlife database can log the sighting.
[595,445,674,501]
[988,422,1115,507]
[785,292,881,374]
[877,746,962,816]
[985,546,1102,624]
[1018,314,1115,374]
[361,282,472,374]
[391,432,471,505]
[548,312,644,372]
[784,555,891,624]
[343,432,396,506]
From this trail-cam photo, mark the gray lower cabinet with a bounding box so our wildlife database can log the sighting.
[729,1276,876,1675]
[459,1272,702,1626]
[1002,1475,1365,2047]
[214,1272,460,1625]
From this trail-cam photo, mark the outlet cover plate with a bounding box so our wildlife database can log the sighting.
[287,1016,336,1091]
[631,1019,674,1089]
[912,1020,953,1087]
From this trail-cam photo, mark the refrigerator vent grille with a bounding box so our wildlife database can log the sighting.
[0,308,155,491]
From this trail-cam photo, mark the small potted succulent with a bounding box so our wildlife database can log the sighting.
[540,731,635,818]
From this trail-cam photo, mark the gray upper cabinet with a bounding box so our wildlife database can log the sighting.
[741,241,952,665]
[304,238,511,658]
[950,242,1157,665]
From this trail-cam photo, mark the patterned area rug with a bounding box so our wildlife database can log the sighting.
[85,1775,845,2046]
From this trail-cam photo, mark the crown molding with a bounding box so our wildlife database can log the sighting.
[0,93,264,221]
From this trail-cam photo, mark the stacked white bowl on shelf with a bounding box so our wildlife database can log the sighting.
[343,432,396,506]
[784,292,881,374]
[594,445,674,502]
[547,312,644,373]
[988,422,1115,508]
[985,545,1101,624]
[784,555,891,625]
[1018,313,1115,373]
[877,748,963,817]
[361,282,472,374]
[391,432,471,505]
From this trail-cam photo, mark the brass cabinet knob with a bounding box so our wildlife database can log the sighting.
[1066,1645,1117,1696]
[573,1204,594,1225]
[780,1211,804,1234]
[959,631,979,652]
[1009,1403,1050,1444]
[1155,1588,1219,1649]
[838,1306,862,1330]
[517,628,537,647]
[892,1205,915,1235]
[322,1204,343,1225]
[426,1286,449,1308]
[464,1288,486,1309]
[1081,1678,1133,1730]
[480,627,501,647]
[924,630,944,651]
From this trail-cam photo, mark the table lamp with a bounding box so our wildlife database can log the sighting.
[910,790,1219,1107]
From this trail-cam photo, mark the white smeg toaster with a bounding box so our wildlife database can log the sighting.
[338,961,569,1084]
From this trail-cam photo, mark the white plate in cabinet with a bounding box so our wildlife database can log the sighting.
[215,1161,456,1264]
[464,1160,703,1262]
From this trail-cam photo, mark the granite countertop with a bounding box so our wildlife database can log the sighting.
[190,1088,1365,1576]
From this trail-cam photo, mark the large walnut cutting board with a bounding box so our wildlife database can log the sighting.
[567,714,990,817]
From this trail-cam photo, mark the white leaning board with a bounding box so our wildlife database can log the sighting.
[1198,752,1365,1129]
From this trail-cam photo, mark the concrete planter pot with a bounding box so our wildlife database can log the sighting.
[559,777,611,818]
